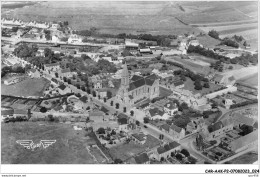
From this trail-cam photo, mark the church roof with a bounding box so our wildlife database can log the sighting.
[128,74,158,91]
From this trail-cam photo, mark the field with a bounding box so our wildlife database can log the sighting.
[3,1,201,35]
[109,142,146,161]
[165,56,211,75]
[1,121,97,164]
[227,152,258,164]
[237,73,258,88]
[183,78,223,96]
[1,77,50,97]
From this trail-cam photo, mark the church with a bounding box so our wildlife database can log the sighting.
[116,63,160,106]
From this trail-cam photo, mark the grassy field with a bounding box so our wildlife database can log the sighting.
[109,142,146,161]
[1,77,50,97]
[1,121,97,164]
[183,78,223,95]
[237,73,258,88]
[227,152,258,164]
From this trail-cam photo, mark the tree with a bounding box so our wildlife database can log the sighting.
[48,114,54,122]
[92,91,96,97]
[123,107,126,113]
[175,154,183,161]
[40,107,47,113]
[98,95,101,100]
[130,110,134,116]
[114,159,123,164]
[55,72,58,78]
[110,101,114,106]
[136,120,140,126]
[60,37,68,42]
[160,157,165,162]
[104,98,107,102]
[203,82,210,88]
[180,149,190,157]
[107,91,112,99]
[97,127,105,134]
[68,79,71,84]
[63,77,67,82]
[115,103,119,109]
[228,66,233,70]
[143,117,150,124]
[208,30,219,39]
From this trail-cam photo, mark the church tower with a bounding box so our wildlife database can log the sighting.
[121,62,129,87]
[117,61,130,104]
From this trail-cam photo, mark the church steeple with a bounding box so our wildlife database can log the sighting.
[121,61,129,87]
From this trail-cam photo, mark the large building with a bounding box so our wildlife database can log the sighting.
[116,63,160,106]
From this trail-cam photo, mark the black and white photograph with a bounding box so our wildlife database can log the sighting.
[0,0,259,176]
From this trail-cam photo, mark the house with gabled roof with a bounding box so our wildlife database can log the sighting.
[57,84,71,95]
[164,102,178,116]
[169,124,185,140]
[152,141,181,161]
[205,118,234,140]
[131,133,147,144]
[147,107,165,120]
[44,63,61,73]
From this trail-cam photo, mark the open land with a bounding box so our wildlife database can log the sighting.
[237,73,258,88]
[227,152,258,164]
[1,77,50,97]
[1,122,97,164]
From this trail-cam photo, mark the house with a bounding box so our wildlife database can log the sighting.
[224,99,233,109]
[52,35,60,43]
[152,141,181,161]
[205,118,234,140]
[169,124,186,140]
[131,133,147,144]
[125,40,139,50]
[57,84,71,95]
[160,124,171,133]
[27,69,41,78]
[44,63,61,73]
[212,74,236,86]
[139,48,152,54]
[148,107,165,120]
[134,153,150,164]
[59,68,75,79]
[186,117,207,134]
[228,130,258,153]
[164,102,178,116]
[117,113,129,132]
[50,23,60,30]
[68,34,82,44]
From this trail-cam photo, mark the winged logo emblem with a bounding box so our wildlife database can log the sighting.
[16,140,56,151]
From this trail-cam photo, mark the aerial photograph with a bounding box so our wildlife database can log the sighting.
[1,1,258,165]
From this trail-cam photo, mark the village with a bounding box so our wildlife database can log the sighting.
[1,17,258,165]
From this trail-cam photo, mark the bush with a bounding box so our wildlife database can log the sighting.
[180,149,190,157]
[208,30,219,39]
[143,117,150,124]
[97,127,105,134]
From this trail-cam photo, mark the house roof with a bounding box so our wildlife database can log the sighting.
[117,113,128,119]
[61,68,71,73]
[170,124,182,133]
[132,133,146,141]
[45,63,60,67]
[79,96,88,103]
[100,106,109,113]
[134,153,149,164]
[149,108,164,117]
[157,141,180,154]
[208,122,223,133]
[128,74,158,91]
[169,141,180,149]
[229,130,258,151]
[233,113,256,126]
[160,124,170,132]
[58,84,67,90]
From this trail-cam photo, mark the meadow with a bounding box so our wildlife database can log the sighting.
[1,77,50,97]
[1,122,97,164]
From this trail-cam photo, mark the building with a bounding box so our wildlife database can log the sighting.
[212,74,236,86]
[90,111,104,120]
[139,48,152,54]
[27,69,41,78]
[59,68,75,79]
[68,34,82,44]
[52,35,60,43]
[152,141,181,161]
[186,117,207,134]
[169,124,186,140]
[117,113,129,132]
[147,107,166,120]
[125,40,139,50]
[131,133,147,144]
[164,102,178,116]
[205,118,234,140]
[116,63,160,106]
[134,153,150,164]
[228,130,258,153]
[1,107,14,120]
[57,84,71,95]
[44,63,61,73]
